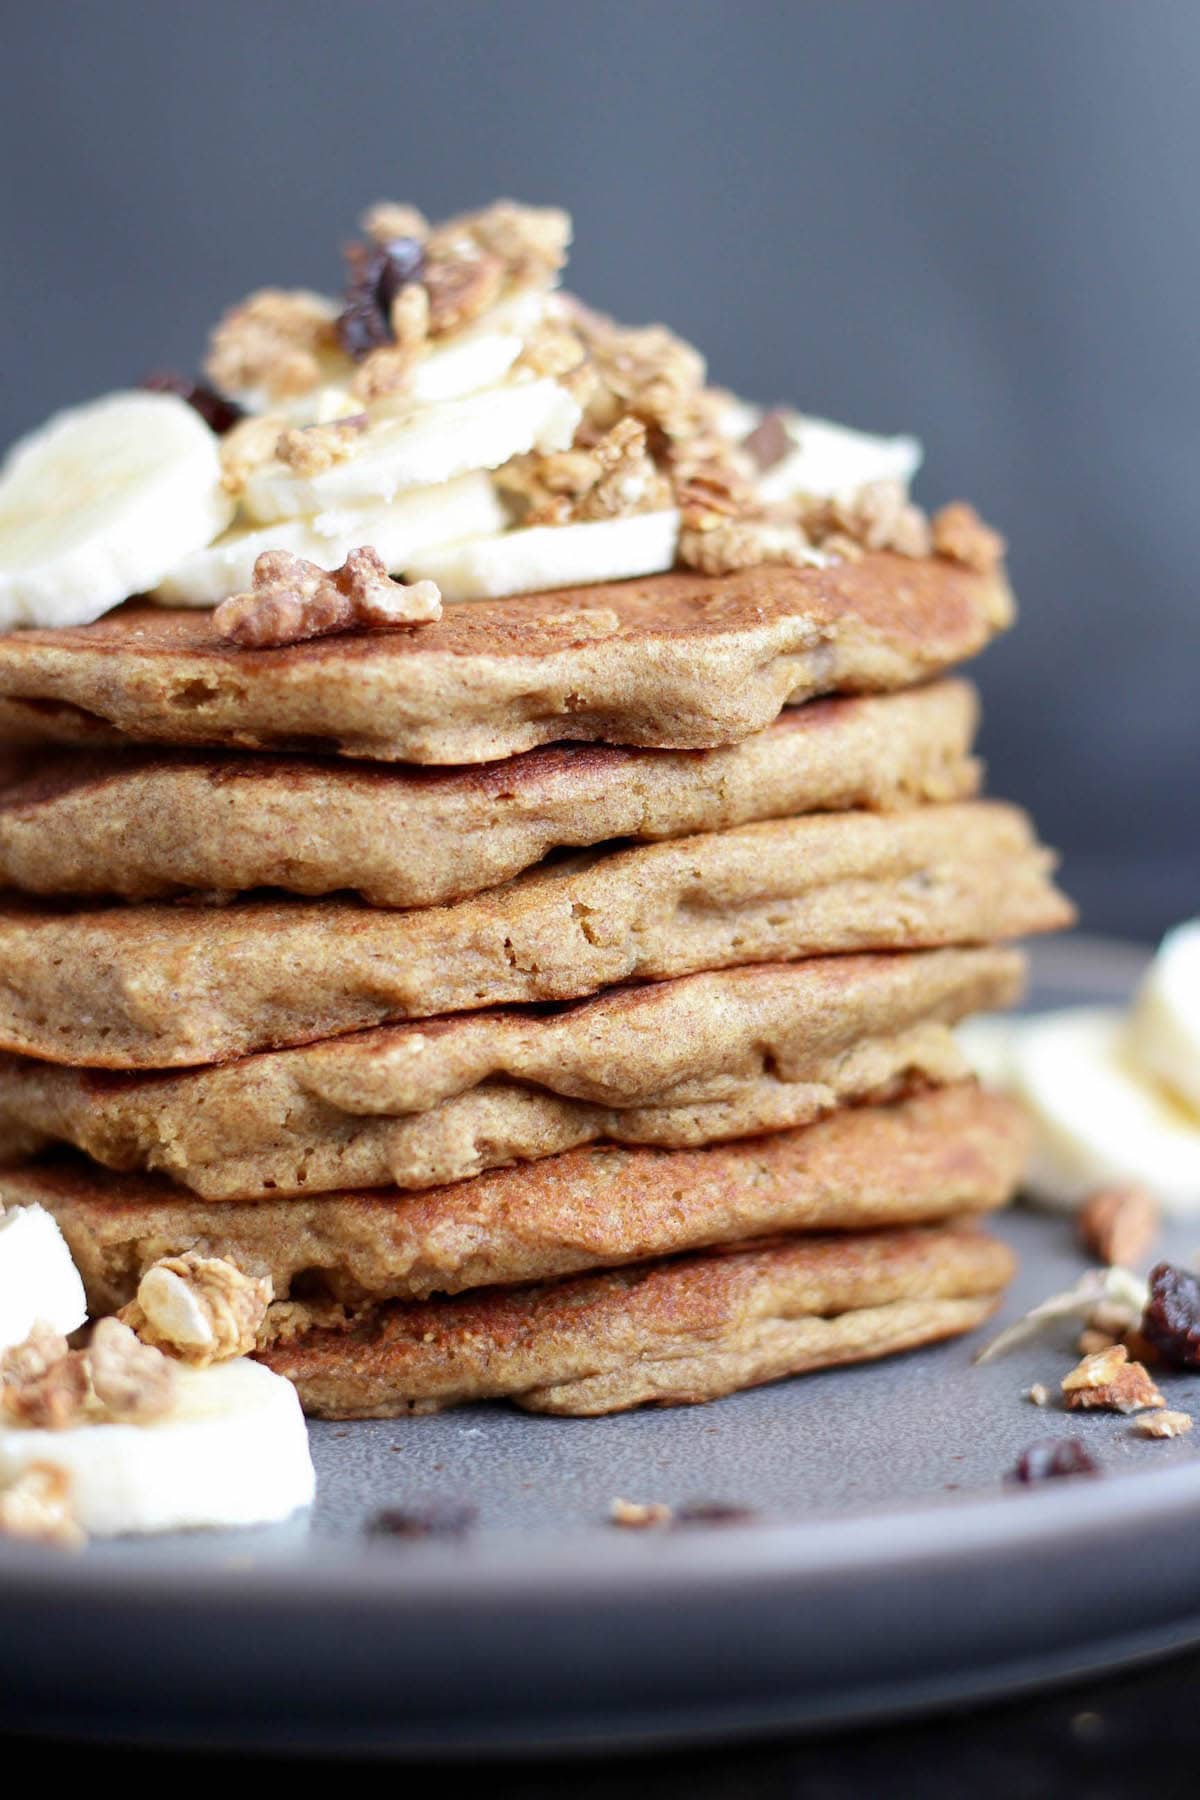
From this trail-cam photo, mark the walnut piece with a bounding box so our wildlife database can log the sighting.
[1061,1343,1166,1415]
[609,1497,673,1529]
[1136,1409,1193,1439]
[122,1253,273,1367]
[931,502,1007,572]
[0,1320,69,1387]
[1025,1383,1050,1407]
[87,1318,176,1423]
[0,1339,89,1429]
[0,1463,84,1549]
[205,289,338,402]
[1077,1185,1159,1269]
[214,548,441,648]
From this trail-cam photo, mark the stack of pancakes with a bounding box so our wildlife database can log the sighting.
[0,553,1071,1416]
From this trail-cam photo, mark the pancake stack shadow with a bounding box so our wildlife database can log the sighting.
[0,558,1072,1416]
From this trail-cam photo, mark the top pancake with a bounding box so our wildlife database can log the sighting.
[0,556,1012,764]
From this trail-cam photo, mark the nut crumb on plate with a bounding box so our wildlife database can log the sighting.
[609,1497,673,1529]
[1135,1409,1193,1439]
[1061,1343,1165,1415]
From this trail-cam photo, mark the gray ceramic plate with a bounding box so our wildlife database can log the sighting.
[5,934,1198,1757]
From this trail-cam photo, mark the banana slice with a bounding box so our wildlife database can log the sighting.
[408,509,680,601]
[242,379,580,524]
[0,392,234,629]
[954,1016,1020,1091]
[756,412,922,505]
[1007,1007,1200,1213]
[1125,920,1200,1116]
[154,472,508,607]
[0,1205,87,1350]
[0,1358,314,1536]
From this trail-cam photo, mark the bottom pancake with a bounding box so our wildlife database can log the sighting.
[3,1085,1028,1313]
[259,1224,1014,1418]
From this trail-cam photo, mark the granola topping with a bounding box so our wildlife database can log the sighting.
[0,1462,84,1548]
[121,1253,273,1367]
[213,547,441,647]
[1061,1343,1165,1415]
[205,289,339,402]
[0,1317,175,1430]
[931,501,1007,572]
[275,415,369,475]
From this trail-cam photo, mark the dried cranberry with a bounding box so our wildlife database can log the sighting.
[141,371,244,435]
[336,237,426,362]
[366,1499,477,1541]
[1009,1438,1099,1484]
[1141,1262,1200,1367]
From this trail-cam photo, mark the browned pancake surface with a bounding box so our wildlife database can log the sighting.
[0,946,1022,1196]
[256,1219,1016,1417]
[11,1085,1029,1312]
[0,681,980,905]
[0,557,1012,763]
[0,802,1071,1067]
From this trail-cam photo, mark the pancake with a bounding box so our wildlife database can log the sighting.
[0,680,981,906]
[254,1221,1016,1417]
[6,1085,1028,1315]
[0,555,1012,764]
[0,947,1022,1196]
[0,802,1071,1068]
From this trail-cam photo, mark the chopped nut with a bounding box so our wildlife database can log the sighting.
[423,241,506,336]
[122,1253,273,1367]
[389,281,431,349]
[1078,1185,1159,1269]
[0,1463,84,1549]
[86,1318,175,1423]
[218,413,289,494]
[205,289,338,402]
[1077,1327,1119,1357]
[214,547,441,648]
[931,501,1006,572]
[1025,1383,1050,1407]
[274,415,368,475]
[1136,1409,1193,1439]
[1062,1343,1165,1415]
[609,1497,673,1529]
[361,201,431,246]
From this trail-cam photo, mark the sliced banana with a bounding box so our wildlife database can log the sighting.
[408,509,681,601]
[1006,1007,1200,1213]
[0,392,234,629]
[1125,920,1200,1116]
[954,1015,1020,1091]
[756,412,922,505]
[0,1358,314,1536]
[0,1204,87,1350]
[154,473,508,607]
[242,379,580,524]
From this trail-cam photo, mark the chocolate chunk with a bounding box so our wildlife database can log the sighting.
[141,371,244,435]
[1009,1438,1100,1484]
[742,409,792,473]
[366,1499,477,1541]
[1142,1262,1200,1368]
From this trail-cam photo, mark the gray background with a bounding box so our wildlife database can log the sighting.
[1,0,1196,938]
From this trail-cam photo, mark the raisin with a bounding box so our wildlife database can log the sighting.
[1009,1438,1099,1484]
[1141,1262,1200,1367]
[336,237,426,361]
[365,1499,477,1541]
[672,1499,758,1527]
[141,371,244,435]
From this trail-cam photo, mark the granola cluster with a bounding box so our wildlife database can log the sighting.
[0,1462,83,1548]
[120,1253,272,1368]
[497,416,673,526]
[213,547,441,647]
[0,1317,175,1431]
[205,289,340,403]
